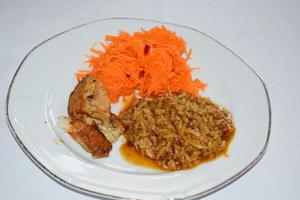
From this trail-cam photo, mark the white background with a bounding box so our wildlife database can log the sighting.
[0,0,299,199]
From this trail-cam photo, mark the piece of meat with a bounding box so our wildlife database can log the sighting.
[68,75,111,122]
[69,120,112,158]
[65,75,124,158]
[91,113,124,143]
[68,75,123,144]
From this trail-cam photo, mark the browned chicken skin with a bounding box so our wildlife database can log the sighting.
[65,75,123,158]
[69,120,112,158]
[68,76,111,122]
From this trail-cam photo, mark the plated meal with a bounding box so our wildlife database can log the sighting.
[59,26,235,171]
[7,18,270,199]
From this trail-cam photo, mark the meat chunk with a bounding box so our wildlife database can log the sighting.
[68,75,111,122]
[68,75,123,144]
[64,75,123,158]
[90,114,124,143]
[69,120,112,158]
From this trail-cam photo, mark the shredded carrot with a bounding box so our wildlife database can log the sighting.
[77,26,207,103]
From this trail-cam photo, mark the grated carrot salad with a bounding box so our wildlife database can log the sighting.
[76,26,207,103]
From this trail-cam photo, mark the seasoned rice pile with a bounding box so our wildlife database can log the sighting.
[119,93,235,170]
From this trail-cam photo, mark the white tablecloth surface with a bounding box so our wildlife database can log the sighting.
[1,0,299,199]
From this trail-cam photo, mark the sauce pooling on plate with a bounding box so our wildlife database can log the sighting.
[120,142,162,171]
[119,139,233,171]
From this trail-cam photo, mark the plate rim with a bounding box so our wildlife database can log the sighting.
[5,17,272,200]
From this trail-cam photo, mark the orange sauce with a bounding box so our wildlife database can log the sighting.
[120,137,234,171]
[120,142,164,171]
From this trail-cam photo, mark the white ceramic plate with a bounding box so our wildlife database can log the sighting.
[6,18,271,200]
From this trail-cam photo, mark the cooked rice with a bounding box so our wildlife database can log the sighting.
[119,93,235,170]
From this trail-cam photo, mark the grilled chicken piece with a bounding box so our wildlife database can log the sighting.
[68,75,124,143]
[87,114,124,143]
[69,120,112,158]
[64,75,123,158]
[68,75,111,122]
